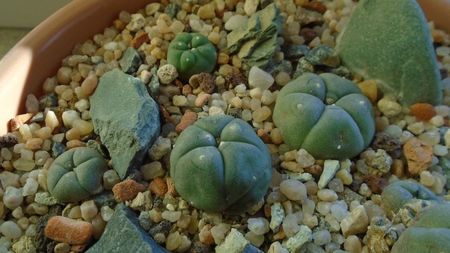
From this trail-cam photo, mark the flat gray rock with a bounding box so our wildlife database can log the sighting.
[90,69,160,179]
[86,204,168,253]
[336,0,442,105]
[120,47,142,74]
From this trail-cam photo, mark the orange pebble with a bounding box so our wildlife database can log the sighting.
[176,111,198,133]
[357,80,378,103]
[403,138,433,175]
[44,216,93,245]
[112,179,146,202]
[410,103,436,121]
[149,177,168,197]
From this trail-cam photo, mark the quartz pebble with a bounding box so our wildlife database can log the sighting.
[340,205,369,237]
[248,66,274,91]
[283,225,312,252]
[280,179,307,201]
[80,200,98,221]
[282,213,301,237]
[0,221,22,239]
[312,230,331,246]
[377,97,402,117]
[211,223,231,244]
[247,217,270,235]
[317,189,338,202]
[295,149,315,168]
[318,160,340,189]
[22,178,39,196]
[344,235,362,253]
[4,186,23,209]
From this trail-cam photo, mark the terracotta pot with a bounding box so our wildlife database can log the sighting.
[0,0,448,135]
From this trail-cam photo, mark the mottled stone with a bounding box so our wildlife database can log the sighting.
[90,69,160,179]
[119,47,142,74]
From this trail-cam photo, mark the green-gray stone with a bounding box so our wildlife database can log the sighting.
[336,0,442,105]
[381,180,441,214]
[391,203,450,253]
[119,47,142,74]
[86,204,168,253]
[226,3,282,70]
[148,66,160,98]
[90,69,161,179]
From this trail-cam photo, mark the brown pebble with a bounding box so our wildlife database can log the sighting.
[194,93,211,107]
[176,111,198,133]
[403,138,433,175]
[0,133,18,148]
[264,204,271,217]
[149,177,168,197]
[9,113,34,131]
[357,80,378,103]
[273,229,286,240]
[166,177,177,196]
[81,74,98,97]
[182,85,192,96]
[391,159,405,178]
[304,165,323,178]
[112,179,146,202]
[189,73,215,93]
[409,103,436,121]
[131,32,150,49]
[160,105,172,123]
[257,129,271,143]
[113,19,126,31]
[300,28,317,44]
[199,224,215,245]
[363,175,387,194]
[66,140,86,149]
[45,216,93,245]
[302,1,327,13]
[71,244,87,252]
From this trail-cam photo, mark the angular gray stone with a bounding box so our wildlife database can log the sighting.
[86,204,168,253]
[90,69,160,179]
[120,47,142,74]
[336,0,442,105]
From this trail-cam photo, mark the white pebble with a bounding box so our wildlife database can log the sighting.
[4,186,23,209]
[280,179,307,201]
[248,66,274,91]
[377,98,402,117]
[282,213,300,237]
[247,217,270,235]
[0,221,22,239]
[384,125,402,138]
[313,230,331,246]
[317,189,338,202]
[22,178,39,196]
[435,105,450,117]
[433,144,448,156]
[100,206,114,222]
[407,122,425,135]
[430,115,444,127]
[45,111,59,130]
[80,200,98,221]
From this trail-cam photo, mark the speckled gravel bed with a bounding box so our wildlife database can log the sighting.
[0,0,450,253]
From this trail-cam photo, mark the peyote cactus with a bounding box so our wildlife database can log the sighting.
[273,73,375,160]
[381,180,441,214]
[391,203,450,253]
[47,147,108,203]
[167,32,217,80]
[170,115,272,214]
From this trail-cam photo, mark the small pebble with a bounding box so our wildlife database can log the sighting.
[340,205,369,237]
[149,177,168,197]
[313,230,331,246]
[377,97,402,117]
[4,186,23,209]
[0,221,22,240]
[317,189,338,202]
[280,179,307,201]
[140,161,165,180]
[103,169,120,190]
[248,66,274,91]
[80,200,98,221]
[247,217,270,235]
[403,138,433,175]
